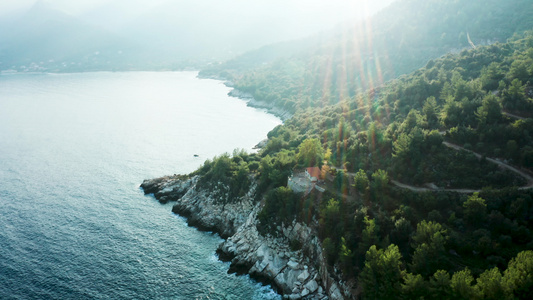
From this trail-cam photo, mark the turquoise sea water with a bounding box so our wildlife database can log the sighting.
[0,72,282,299]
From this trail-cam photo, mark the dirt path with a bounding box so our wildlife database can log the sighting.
[390,141,533,193]
[390,180,431,192]
[330,140,533,194]
[390,180,481,193]
[387,112,533,193]
[503,111,528,120]
[442,141,533,189]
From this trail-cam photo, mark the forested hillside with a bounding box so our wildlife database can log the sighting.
[194,0,533,298]
[201,0,533,115]
[196,32,533,299]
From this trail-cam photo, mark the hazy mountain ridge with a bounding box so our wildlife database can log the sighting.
[202,0,533,112]
[0,0,395,72]
[0,1,141,72]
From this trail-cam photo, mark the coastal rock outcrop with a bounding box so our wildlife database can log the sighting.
[141,175,195,204]
[217,217,340,300]
[228,88,293,121]
[141,175,350,299]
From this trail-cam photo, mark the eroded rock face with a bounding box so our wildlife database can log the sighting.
[141,175,350,299]
[217,215,335,300]
[141,175,194,204]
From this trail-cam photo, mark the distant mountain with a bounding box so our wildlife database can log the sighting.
[84,0,395,62]
[0,1,145,72]
[0,0,396,72]
[0,1,144,72]
[201,0,533,112]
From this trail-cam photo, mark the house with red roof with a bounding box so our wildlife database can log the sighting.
[305,167,321,182]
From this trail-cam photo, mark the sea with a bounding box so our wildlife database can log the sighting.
[0,71,282,299]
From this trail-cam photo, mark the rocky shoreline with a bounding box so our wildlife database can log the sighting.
[197,73,292,122]
[227,88,293,122]
[140,175,350,299]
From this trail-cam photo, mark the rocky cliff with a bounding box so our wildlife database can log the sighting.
[140,175,351,299]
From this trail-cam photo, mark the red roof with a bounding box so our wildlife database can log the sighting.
[306,167,321,179]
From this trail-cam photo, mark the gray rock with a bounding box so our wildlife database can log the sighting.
[301,288,310,297]
[298,269,310,282]
[289,294,301,300]
[287,260,299,270]
[264,255,288,278]
[305,280,319,293]
[142,173,345,299]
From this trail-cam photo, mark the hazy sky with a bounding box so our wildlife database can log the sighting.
[1,0,389,19]
[1,0,166,15]
[0,0,396,61]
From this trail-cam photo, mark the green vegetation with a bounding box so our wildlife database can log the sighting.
[194,150,257,203]
[192,0,533,297]
[193,33,533,298]
[201,0,533,113]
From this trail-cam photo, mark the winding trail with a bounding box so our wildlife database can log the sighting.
[503,111,527,120]
[390,140,533,193]
[442,141,533,189]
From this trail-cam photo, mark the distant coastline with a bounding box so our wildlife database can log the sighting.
[197,73,293,122]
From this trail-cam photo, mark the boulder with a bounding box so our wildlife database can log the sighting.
[297,269,310,282]
[287,260,299,270]
[301,288,310,297]
[305,280,319,293]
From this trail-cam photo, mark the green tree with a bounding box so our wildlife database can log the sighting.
[400,109,421,134]
[402,272,429,299]
[411,220,447,246]
[480,62,504,91]
[451,268,481,299]
[508,60,530,82]
[476,267,506,300]
[410,221,448,276]
[371,169,389,191]
[441,96,462,127]
[423,96,440,129]
[390,218,413,257]
[360,244,404,299]
[502,79,527,110]
[430,270,453,299]
[410,234,448,277]
[476,94,502,126]
[297,138,324,167]
[354,169,370,193]
[320,199,341,240]
[339,237,354,274]
[324,147,332,162]
[359,217,380,257]
[503,250,533,299]
[463,193,487,225]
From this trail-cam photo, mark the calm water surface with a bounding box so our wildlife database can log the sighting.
[0,72,282,299]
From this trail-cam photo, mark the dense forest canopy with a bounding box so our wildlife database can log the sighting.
[197,33,533,299]
[194,0,533,298]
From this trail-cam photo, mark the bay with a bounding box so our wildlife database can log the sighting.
[0,71,281,299]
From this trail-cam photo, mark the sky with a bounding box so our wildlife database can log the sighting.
[0,0,396,63]
[1,0,167,16]
[0,0,390,20]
